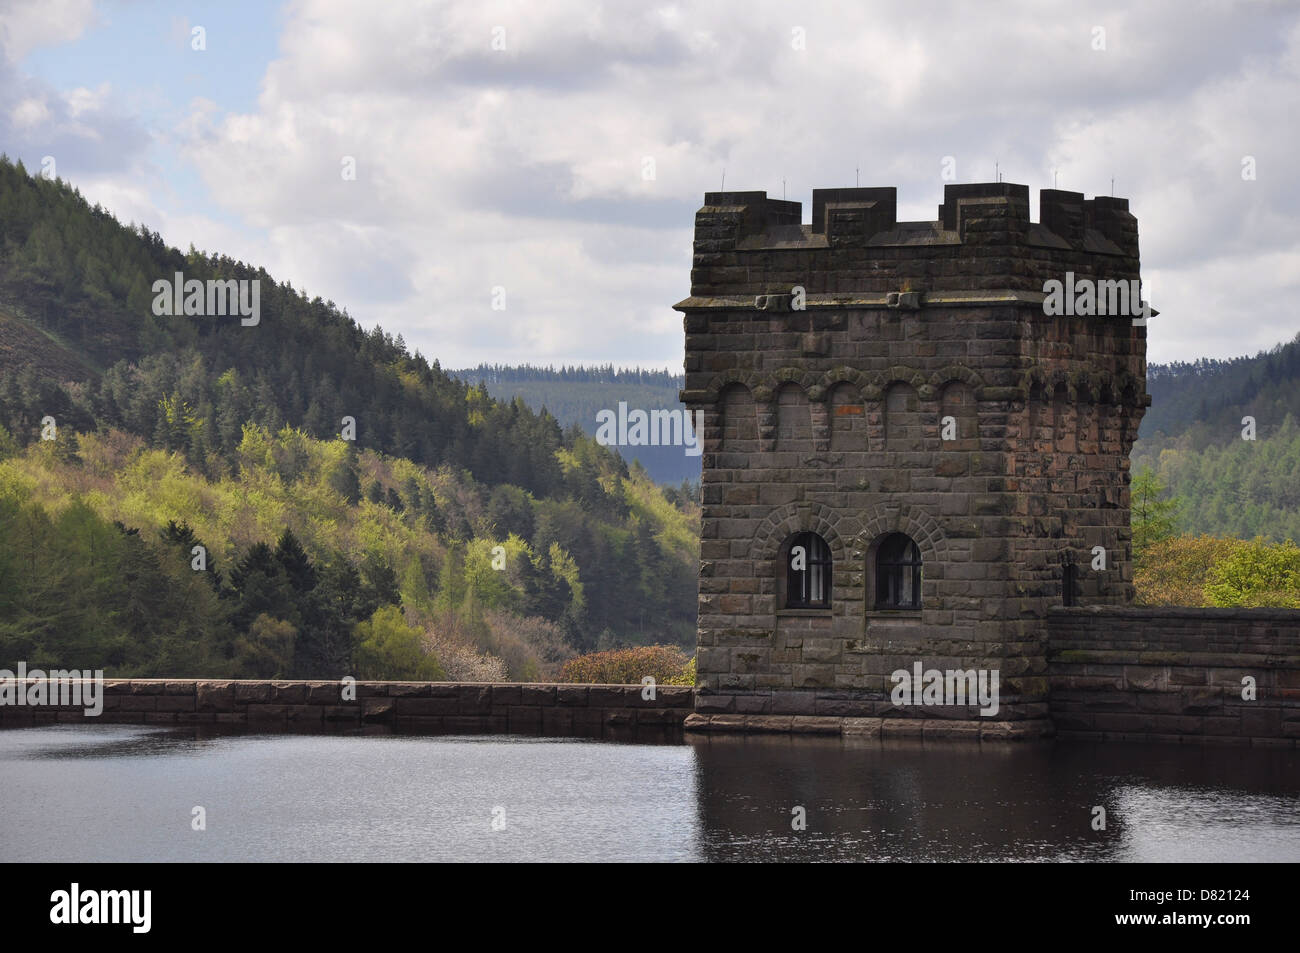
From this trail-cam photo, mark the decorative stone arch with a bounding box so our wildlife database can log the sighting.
[1019,368,1047,398]
[850,503,950,567]
[928,364,986,393]
[753,502,855,565]
[881,364,932,399]
[819,366,871,400]
[769,366,819,395]
[1070,368,1105,403]
[1046,369,1075,402]
[1094,374,1119,405]
[1115,371,1141,406]
[714,380,758,451]
[705,371,762,403]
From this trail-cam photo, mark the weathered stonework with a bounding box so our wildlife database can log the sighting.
[0,680,694,742]
[677,182,1151,733]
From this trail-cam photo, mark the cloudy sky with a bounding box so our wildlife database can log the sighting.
[1,0,1297,369]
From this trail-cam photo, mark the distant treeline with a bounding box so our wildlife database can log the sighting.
[454,363,683,387]
[450,364,700,487]
[1133,331,1300,541]
[1142,332,1300,447]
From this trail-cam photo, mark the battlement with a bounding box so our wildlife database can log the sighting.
[689,182,1140,298]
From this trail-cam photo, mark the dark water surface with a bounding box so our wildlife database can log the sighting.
[1,725,1296,862]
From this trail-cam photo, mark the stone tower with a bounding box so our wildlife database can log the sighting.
[676,182,1148,737]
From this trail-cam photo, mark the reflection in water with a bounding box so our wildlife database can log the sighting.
[0,726,1296,862]
[689,735,1300,861]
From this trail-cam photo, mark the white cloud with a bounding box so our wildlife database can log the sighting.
[0,0,95,62]
[10,0,1300,367]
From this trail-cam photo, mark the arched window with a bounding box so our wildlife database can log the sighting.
[875,533,921,609]
[784,532,832,609]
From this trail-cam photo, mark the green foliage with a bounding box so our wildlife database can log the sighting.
[1142,332,1300,442]
[1131,466,1180,561]
[353,606,446,680]
[1136,334,1300,540]
[1203,538,1300,608]
[1133,415,1300,541]
[665,655,696,687]
[0,158,701,676]
[234,614,297,678]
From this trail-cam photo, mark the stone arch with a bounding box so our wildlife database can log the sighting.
[753,502,854,564]
[705,370,763,402]
[882,364,931,399]
[718,381,758,450]
[927,364,986,393]
[1070,368,1104,402]
[850,503,949,567]
[819,366,871,397]
[769,365,820,396]
[1046,369,1075,402]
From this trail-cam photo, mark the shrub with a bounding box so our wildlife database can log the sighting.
[664,655,695,687]
[483,609,574,681]
[422,628,507,682]
[1135,535,1244,606]
[234,613,296,678]
[558,644,692,685]
[353,606,446,680]
[1204,538,1300,608]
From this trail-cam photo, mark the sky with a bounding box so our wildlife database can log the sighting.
[1,0,1297,370]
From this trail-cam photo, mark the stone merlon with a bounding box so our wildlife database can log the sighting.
[682,182,1140,300]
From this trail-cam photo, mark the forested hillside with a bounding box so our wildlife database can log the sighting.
[1133,333,1300,540]
[0,158,698,678]
[451,363,701,488]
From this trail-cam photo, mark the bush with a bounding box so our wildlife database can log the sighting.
[664,655,695,687]
[558,644,692,685]
[234,613,296,678]
[422,629,507,682]
[483,609,574,681]
[1135,535,1245,606]
[353,606,446,680]
[1204,538,1300,608]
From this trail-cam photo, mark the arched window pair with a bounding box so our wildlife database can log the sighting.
[781,532,922,611]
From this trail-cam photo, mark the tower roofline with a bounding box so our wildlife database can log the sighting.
[687,182,1140,299]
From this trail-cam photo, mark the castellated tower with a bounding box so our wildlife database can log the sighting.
[676,182,1148,737]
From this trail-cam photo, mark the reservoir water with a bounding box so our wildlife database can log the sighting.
[1,725,1296,862]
